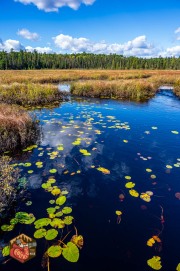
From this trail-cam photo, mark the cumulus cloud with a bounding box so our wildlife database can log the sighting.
[17,28,39,41]
[14,0,96,12]
[25,46,53,53]
[0,39,24,52]
[166,46,180,56]
[175,27,180,40]
[53,34,157,57]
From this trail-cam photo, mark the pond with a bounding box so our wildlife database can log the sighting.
[0,90,180,271]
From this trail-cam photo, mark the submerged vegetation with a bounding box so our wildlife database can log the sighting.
[0,156,20,215]
[0,104,39,153]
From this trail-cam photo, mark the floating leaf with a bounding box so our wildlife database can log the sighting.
[146,168,152,172]
[166,165,172,169]
[2,246,10,257]
[97,167,110,175]
[129,189,139,197]
[63,216,74,225]
[49,169,57,174]
[62,207,72,214]
[51,188,61,196]
[71,235,84,249]
[125,176,131,180]
[171,130,179,134]
[56,196,66,206]
[125,182,135,189]
[49,200,55,204]
[47,207,56,214]
[55,211,63,217]
[140,193,151,202]
[115,210,122,216]
[45,229,58,240]
[28,170,34,174]
[10,218,18,225]
[147,256,162,270]
[1,224,14,231]
[34,218,51,229]
[34,228,47,239]
[176,263,180,271]
[79,149,91,156]
[47,246,62,258]
[48,178,56,184]
[147,237,155,247]
[15,212,35,224]
[24,162,31,167]
[26,201,32,206]
[42,182,51,189]
[50,218,65,229]
[62,242,79,263]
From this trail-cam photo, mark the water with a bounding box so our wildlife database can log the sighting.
[1,90,180,271]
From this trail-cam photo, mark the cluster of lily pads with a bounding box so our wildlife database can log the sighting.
[1,176,84,264]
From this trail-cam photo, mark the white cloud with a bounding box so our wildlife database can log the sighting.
[53,34,157,57]
[174,27,180,40]
[17,28,39,41]
[25,46,53,53]
[0,39,24,52]
[14,0,95,12]
[166,46,180,56]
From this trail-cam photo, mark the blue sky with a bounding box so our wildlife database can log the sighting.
[0,0,180,57]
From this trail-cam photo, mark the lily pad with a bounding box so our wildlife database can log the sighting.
[45,229,58,240]
[49,169,57,174]
[63,216,74,225]
[34,228,46,239]
[34,218,51,229]
[56,196,66,206]
[50,218,65,229]
[147,256,162,270]
[2,246,10,257]
[62,242,79,263]
[1,224,14,231]
[62,207,72,214]
[47,245,62,258]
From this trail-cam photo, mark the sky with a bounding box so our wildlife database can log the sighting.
[0,0,180,57]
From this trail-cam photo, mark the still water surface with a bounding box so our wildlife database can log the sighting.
[1,90,180,271]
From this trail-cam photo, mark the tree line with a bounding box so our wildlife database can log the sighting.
[0,50,180,70]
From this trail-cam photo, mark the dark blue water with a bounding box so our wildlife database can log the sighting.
[1,90,180,271]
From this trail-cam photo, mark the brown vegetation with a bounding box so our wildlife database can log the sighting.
[0,104,39,153]
[71,80,156,101]
[0,83,62,106]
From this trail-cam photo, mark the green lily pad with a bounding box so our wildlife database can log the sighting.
[63,216,74,225]
[49,169,57,174]
[55,211,63,217]
[1,224,14,231]
[56,196,66,206]
[34,228,47,239]
[47,207,56,214]
[24,162,32,167]
[10,218,19,225]
[62,207,72,215]
[34,218,51,229]
[49,200,55,204]
[15,212,35,224]
[45,229,58,240]
[50,218,65,229]
[51,188,61,196]
[2,246,10,257]
[42,182,51,189]
[62,242,79,263]
[47,245,62,258]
